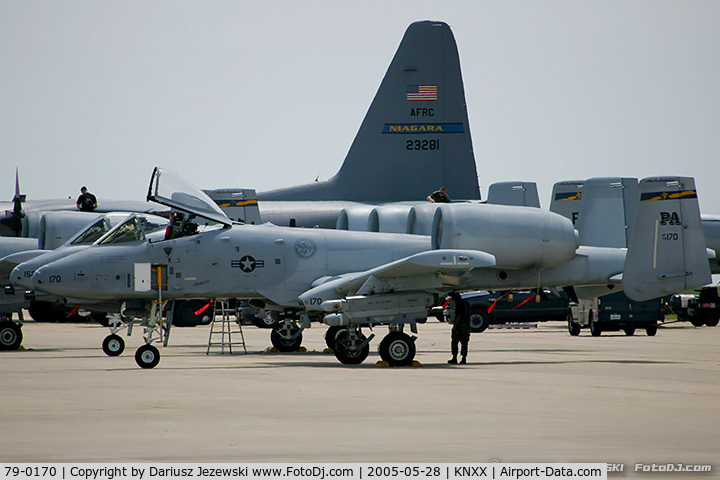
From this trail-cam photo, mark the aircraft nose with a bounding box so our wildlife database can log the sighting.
[30,265,60,294]
[10,264,35,289]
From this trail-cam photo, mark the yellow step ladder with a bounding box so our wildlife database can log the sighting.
[206,300,247,355]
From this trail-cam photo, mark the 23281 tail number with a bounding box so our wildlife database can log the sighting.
[406,139,440,150]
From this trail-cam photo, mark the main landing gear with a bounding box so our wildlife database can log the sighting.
[328,325,417,367]
[270,318,303,352]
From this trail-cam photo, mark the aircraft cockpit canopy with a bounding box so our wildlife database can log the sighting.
[97,215,147,245]
[66,214,168,247]
[69,218,111,245]
[147,167,231,227]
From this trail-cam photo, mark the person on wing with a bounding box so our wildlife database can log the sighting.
[448,292,471,364]
[427,186,451,203]
[76,186,98,212]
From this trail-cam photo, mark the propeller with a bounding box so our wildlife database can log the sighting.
[0,168,26,237]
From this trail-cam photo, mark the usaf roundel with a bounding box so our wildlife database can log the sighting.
[232,255,265,273]
[294,238,317,259]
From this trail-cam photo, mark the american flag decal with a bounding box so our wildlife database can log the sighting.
[407,85,437,101]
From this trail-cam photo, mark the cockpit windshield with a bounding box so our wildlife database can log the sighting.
[147,168,231,226]
[97,216,146,245]
[70,218,111,245]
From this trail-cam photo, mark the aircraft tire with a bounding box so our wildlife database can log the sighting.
[92,312,110,327]
[567,319,581,336]
[378,331,415,367]
[251,316,277,329]
[690,316,705,327]
[135,344,161,369]
[646,325,658,336]
[28,301,66,323]
[324,326,344,350]
[270,321,302,352]
[333,330,369,365]
[469,310,489,333]
[589,311,602,337]
[705,317,719,327]
[172,300,211,327]
[102,334,125,357]
[0,320,22,351]
[624,327,635,336]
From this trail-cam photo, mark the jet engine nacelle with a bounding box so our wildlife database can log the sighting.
[37,212,105,249]
[367,205,414,233]
[409,203,441,235]
[338,204,432,234]
[431,204,579,269]
[336,206,375,231]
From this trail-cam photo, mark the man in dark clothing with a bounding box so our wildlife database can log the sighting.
[76,186,98,212]
[448,292,471,364]
[427,186,451,203]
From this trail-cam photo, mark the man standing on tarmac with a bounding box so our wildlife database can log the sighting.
[448,292,471,364]
[76,186,98,212]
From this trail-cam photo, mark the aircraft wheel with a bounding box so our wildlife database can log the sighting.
[0,320,22,351]
[469,310,489,333]
[589,311,602,336]
[28,301,66,323]
[378,331,416,367]
[135,344,161,369]
[705,317,719,327]
[270,320,302,352]
[567,319,581,336]
[333,329,369,365]
[102,334,125,356]
[646,325,658,336]
[251,316,277,329]
[690,317,705,327]
[92,312,109,327]
[172,300,211,327]
[624,327,635,336]
[324,325,344,350]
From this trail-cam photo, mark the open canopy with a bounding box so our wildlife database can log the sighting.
[147,167,231,227]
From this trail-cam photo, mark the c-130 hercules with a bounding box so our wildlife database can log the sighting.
[13,167,711,368]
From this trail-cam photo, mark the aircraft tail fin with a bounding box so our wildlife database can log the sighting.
[258,21,480,203]
[549,180,584,226]
[486,182,540,208]
[622,177,711,301]
[575,177,638,248]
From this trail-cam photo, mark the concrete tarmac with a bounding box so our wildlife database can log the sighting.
[1,318,718,472]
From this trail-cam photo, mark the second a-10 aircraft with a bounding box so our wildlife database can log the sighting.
[10,167,711,368]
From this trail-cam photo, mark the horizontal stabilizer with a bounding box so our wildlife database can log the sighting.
[622,177,711,301]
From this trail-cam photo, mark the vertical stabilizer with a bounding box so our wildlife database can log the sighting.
[486,182,540,208]
[258,21,479,202]
[575,177,638,248]
[549,181,584,225]
[623,177,711,301]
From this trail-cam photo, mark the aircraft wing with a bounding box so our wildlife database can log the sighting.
[299,249,495,308]
[362,249,495,278]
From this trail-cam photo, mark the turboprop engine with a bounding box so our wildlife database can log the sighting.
[432,204,579,269]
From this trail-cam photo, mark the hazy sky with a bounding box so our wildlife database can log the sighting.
[2,1,719,213]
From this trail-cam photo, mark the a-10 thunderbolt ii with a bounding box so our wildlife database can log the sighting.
[13,168,711,368]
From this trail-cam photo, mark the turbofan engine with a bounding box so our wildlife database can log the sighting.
[431,204,579,269]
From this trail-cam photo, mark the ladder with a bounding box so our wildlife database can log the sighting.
[206,300,247,355]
